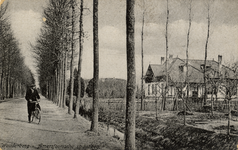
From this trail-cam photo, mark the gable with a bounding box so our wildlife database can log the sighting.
[145,65,154,77]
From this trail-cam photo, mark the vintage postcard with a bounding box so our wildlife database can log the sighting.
[0,0,237,149]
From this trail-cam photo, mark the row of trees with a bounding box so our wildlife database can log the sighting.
[34,0,76,112]
[33,0,98,129]
[0,2,35,100]
[34,0,136,148]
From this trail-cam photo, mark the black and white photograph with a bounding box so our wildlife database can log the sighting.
[0,0,237,149]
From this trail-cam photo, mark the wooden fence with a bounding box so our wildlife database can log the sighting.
[80,97,238,112]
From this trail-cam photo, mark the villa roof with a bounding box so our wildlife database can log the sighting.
[145,57,236,83]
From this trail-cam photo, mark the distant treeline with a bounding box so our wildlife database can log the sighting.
[66,75,141,99]
[85,78,126,98]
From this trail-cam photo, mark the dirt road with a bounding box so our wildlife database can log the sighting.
[0,97,123,150]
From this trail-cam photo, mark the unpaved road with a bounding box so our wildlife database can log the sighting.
[0,97,123,150]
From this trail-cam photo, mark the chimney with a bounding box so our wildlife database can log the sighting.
[218,55,222,77]
[161,57,165,64]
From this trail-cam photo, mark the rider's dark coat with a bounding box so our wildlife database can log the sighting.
[25,88,40,102]
[25,88,40,122]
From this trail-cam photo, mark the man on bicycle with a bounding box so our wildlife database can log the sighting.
[25,84,40,123]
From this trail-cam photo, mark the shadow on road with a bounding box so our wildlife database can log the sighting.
[4,117,28,123]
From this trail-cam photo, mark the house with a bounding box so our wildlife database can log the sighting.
[144,55,238,100]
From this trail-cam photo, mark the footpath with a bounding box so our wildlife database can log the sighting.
[0,96,123,150]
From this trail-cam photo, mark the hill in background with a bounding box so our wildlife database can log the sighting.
[85,78,126,98]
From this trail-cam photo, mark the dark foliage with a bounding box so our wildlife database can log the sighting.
[86,78,126,98]
[67,77,85,98]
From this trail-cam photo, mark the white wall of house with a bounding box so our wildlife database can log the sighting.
[145,82,182,98]
[145,82,238,100]
[145,82,166,97]
[145,83,202,98]
[198,86,203,98]
[217,85,225,99]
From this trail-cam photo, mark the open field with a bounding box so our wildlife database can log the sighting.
[74,97,238,149]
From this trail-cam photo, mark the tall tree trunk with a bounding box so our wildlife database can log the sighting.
[164,0,169,111]
[59,59,64,107]
[91,0,99,132]
[204,3,210,106]
[50,79,53,101]
[141,10,145,111]
[61,60,64,107]
[227,94,231,135]
[47,80,50,99]
[125,0,136,149]
[0,66,3,99]
[63,48,67,108]
[0,4,2,100]
[173,89,178,111]
[211,88,214,116]
[56,67,60,105]
[63,24,69,108]
[54,72,57,103]
[184,0,192,126]
[11,81,14,98]
[68,0,75,114]
[4,65,7,99]
[59,67,62,106]
[74,0,84,119]
[6,74,9,98]
[161,84,164,110]
[6,51,10,98]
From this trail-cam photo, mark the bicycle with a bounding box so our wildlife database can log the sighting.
[30,100,41,124]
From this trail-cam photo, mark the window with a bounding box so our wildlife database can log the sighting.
[179,66,184,72]
[155,84,157,95]
[170,86,173,96]
[206,66,211,69]
[192,91,198,97]
[200,64,211,70]
[200,64,205,70]
[206,85,217,95]
[148,84,150,95]
[152,84,155,95]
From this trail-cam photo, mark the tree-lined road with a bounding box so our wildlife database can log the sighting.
[0,97,123,150]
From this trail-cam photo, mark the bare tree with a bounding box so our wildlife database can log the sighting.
[74,0,84,119]
[0,1,34,99]
[163,0,169,111]
[140,5,145,111]
[33,0,72,109]
[125,0,136,149]
[91,0,99,133]
[184,0,192,126]
[203,1,211,106]
[219,78,237,135]
[62,15,69,108]
[68,0,76,114]
[216,66,237,135]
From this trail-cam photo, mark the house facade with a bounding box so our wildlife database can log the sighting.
[144,55,238,100]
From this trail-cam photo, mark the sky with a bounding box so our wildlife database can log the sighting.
[3,0,238,86]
